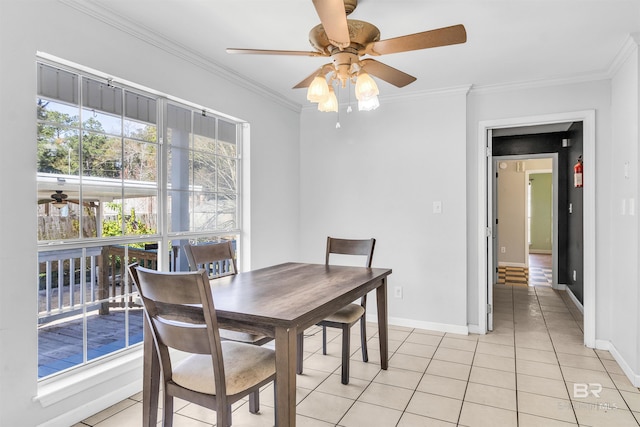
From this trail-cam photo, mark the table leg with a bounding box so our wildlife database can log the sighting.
[143,320,160,427]
[274,326,297,427]
[376,277,389,370]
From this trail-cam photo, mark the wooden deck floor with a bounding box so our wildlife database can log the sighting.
[38,307,144,378]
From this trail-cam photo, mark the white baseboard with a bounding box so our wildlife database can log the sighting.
[390,315,469,335]
[529,249,552,254]
[595,340,640,387]
[498,262,527,268]
[468,324,485,335]
[563,286,584,314]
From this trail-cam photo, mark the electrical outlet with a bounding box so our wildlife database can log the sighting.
[394,286,403,299]
[573,270,577,281]
[501,246,506,253]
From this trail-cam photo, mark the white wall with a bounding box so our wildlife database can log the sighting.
[497,160,528,265]
[299,89,469,331]
[0,1,300,425]
[466,80,613,337]
[610,38,640,379]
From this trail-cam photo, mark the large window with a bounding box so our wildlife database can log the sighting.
[36,61,243,379]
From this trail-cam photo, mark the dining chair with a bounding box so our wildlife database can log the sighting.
[129,265,276,427]
[183,241,273,346]
[184,241,238,279]
[297,236,376,384]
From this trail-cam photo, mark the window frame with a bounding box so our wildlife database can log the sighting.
[36,58,244,380]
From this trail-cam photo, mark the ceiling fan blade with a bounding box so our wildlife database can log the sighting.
[312,0,351,49]
[293,63,335,89]
[293,72,319,89]
[365,24,467,56]
[226,48,325,57]
[360,59,416,88]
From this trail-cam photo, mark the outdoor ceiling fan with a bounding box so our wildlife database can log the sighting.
[226,0,467,111]
[50,190,68,208]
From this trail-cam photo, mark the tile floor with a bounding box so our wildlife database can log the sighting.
[74,283,640,427]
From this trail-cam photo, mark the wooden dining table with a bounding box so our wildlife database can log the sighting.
[142,262,393,427]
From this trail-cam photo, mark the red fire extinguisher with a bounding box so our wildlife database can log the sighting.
[574,156,583,188]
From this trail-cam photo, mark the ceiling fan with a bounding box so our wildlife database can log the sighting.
[226,0,466,111]
[50,190,68,208]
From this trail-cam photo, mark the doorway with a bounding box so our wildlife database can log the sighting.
[477,110,595,347]
[494,155,557,292]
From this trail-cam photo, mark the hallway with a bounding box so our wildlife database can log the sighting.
[490,281,640,425]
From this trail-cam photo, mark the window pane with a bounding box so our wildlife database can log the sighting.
[82,78,123,116]
[217,157,237,193]
[125,91,156,124]
[82,108,122,136]
[193,192,217,232]
[121,194,158,236]
[218,193,237,230]
[167,146,191,192]
[123,139,157,181]
[167,190,192,233]
[166,104,191,149]
[86,299,126,361]
[193,151,216,192]
[38,64,78,104]
[218,140,237,158]
[37,100,80,175]
[81,132,122,178]
[218,119,237,145]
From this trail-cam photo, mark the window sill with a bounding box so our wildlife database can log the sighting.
[34,346,143,408]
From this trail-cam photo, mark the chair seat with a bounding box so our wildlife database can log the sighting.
[219,329,271,345]
[321,303,365,324]
[172,341,276,396]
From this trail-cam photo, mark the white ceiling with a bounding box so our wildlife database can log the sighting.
[76,0,640,108]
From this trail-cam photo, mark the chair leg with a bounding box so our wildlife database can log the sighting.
[341,324,351,385]
[296,332,304,375]
[217,403,232,427]
[249,390,260,414]
[360,316,368,363]
[163,393,174,427]
[322,325,327,355]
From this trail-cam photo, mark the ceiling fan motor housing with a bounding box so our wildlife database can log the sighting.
[309,20,381,55]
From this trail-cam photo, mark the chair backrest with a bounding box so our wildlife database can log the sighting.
[325,237,376,268]
[184,241,238,278]
[128,265,227,395]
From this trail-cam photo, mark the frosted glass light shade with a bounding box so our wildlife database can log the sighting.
[307,76,330,103]
[318,86,338,112]
[358,95,380,111]
[355,72,379,101]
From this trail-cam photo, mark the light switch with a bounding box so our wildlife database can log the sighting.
[433,201,442,214]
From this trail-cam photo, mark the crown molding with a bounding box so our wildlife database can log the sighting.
[468,71,611,96]
[60,0,302,113]
[607,32,640,77]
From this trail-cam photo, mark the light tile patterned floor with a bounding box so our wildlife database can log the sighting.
[74,284,640,427]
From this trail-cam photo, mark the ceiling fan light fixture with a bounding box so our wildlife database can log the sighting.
[358,95,380,111]
[354,71,379,101]
[307,75,330,103]
[52,200,68,209]
[318,86,338,112]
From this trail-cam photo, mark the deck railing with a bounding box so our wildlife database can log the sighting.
[38,245,178,323]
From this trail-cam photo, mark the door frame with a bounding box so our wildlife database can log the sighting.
[477,110,596,347]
